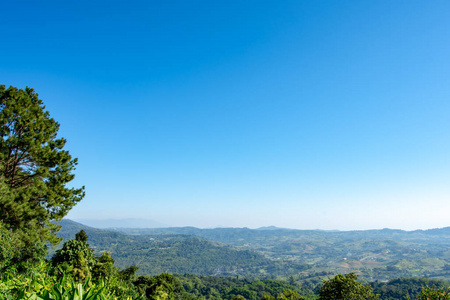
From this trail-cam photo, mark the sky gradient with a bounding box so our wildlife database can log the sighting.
[1,1,450,230]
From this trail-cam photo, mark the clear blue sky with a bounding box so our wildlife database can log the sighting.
[2,1,450,230]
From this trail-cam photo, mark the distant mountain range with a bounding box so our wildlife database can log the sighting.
[73,218,168,229]
[56,219,450,281]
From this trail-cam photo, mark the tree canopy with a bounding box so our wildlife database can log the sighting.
[415,286,450,300]
[318,273,378,300]
[0,85,84,246]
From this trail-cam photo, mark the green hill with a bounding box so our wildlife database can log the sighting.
[54,220,309,276]
[111,224,450,282]
[56,220,450,281]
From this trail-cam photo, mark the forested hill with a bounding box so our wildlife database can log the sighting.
[112,225,450,243]
[107,223,450,282]
[55,220,309,276]
[58,220,450,282]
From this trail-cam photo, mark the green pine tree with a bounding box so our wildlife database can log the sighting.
[0,85,84,271]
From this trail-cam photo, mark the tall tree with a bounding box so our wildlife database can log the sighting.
[0,85,84,246]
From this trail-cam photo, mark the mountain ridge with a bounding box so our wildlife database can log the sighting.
[69,218,450,233]
[56,219,450,281]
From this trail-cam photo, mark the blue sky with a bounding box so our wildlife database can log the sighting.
[1,1,450,230]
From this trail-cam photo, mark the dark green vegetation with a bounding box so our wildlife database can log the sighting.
[0,85,84,272]
[370,277,450,300]
[173,274,313,300]
[317,273,378,300]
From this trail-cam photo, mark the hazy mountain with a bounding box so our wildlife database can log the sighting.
[73,218,168,229]
[256,226,286,230]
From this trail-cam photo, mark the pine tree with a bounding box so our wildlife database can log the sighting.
[0,85,84,246]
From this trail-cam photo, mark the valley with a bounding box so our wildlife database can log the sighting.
[56,220,450,285]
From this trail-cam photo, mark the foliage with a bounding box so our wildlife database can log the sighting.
[134,273,187,300]
[371,277,450,300]
[0,267,144,299]
[92,252,117,282]
[119,266,139,282]
[0,212,47,274]
[175,274,314,300]
[0,85,84,272]
[51,231,96,281]
[277,289,305,300]
[414,286,450,300]
[76,230,89,243]
[0,230,143,299]
[318,273,378,300]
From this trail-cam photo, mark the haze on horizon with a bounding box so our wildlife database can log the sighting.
[1,1,449,231]
[69,217,449,232]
